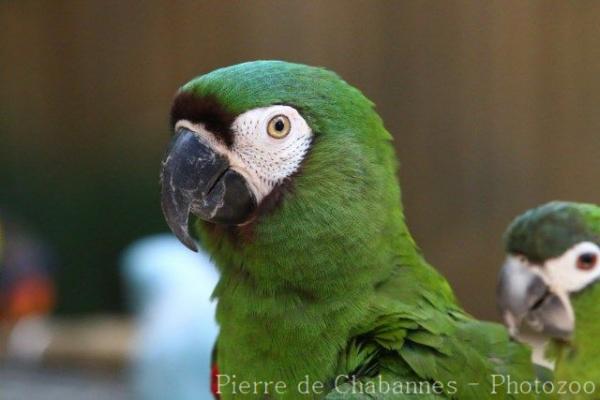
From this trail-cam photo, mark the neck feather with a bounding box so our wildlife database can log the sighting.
[552,283,600,387]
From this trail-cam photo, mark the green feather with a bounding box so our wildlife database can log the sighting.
[546,276,600,397]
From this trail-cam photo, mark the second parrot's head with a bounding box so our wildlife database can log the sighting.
[498,201,600,342]
[160,61,395,251]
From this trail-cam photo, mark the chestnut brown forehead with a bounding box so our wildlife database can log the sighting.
[170,91,236,147]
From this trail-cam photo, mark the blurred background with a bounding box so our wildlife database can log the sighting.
[1,1,599,398]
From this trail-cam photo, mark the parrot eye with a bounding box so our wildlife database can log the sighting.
[576,252,597,271]
[267,115,291,139]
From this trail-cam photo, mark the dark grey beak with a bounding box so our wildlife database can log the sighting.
[498,256,574,340]
[160,128,257,251]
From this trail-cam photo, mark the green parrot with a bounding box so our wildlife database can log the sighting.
[160,61,538,399]
[498,201,600,397]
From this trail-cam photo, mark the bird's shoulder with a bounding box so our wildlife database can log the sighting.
[330,273,539,399]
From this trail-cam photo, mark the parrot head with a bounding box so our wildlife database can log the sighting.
[160,61,396,255]
[498,201,600,342]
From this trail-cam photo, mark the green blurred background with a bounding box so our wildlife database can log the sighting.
[1,0,599,319]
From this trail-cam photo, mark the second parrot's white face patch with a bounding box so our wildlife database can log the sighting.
[175,105,313,203]
[506,241,600,296]
[543,241,600,293]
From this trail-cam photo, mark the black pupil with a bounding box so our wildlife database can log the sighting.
[580,253,596,264]
[274,119,285,131]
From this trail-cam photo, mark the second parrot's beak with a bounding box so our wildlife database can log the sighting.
[497,256,574,341]
[160,128,257,251]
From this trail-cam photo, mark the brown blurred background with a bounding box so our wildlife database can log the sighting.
[1,0,600,322]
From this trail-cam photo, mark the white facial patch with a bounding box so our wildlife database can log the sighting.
[543,241,600,293]
[174,105,313,203]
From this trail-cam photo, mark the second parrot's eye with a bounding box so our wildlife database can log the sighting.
[577,253,597,271]
[267,115,291,139]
